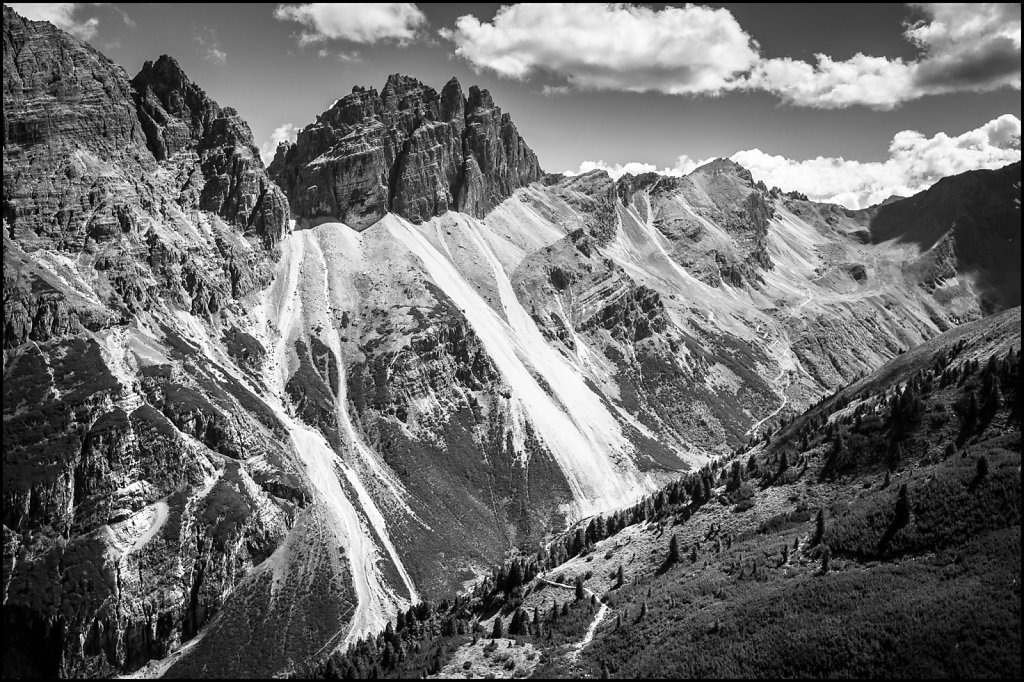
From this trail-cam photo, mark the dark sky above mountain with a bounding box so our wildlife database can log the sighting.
[9,2,1021,208]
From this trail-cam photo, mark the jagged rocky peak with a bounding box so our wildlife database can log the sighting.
[131,54,222,158]
[269,73,543,230]
[131,54,290,246]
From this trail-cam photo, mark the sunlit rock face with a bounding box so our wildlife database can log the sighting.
[268,75,543,230]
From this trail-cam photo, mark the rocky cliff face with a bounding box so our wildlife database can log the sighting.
[3,6,289,349]
[268,75,543,230]
[132,56,290,248]
[2,7,305,678]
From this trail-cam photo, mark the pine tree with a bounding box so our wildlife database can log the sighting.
[668,534,680,564]
[615,565,624,588]
[814,508,826,545]
[492,616,504,639]
[894,484,910,527]
[958,390,979,446]
[727,460,742,492]
[575,575,586,601]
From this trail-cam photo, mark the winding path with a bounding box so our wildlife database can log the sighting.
[537,578,609,659]
[746,284,816,438]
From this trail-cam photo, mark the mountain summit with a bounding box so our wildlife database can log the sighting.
[268,74,543,230]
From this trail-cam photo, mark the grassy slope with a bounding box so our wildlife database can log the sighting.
[292,308,1020,679]
[564,308,1022,678]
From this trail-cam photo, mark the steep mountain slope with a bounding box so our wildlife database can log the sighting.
[3,6,1021,678]
[864,161,1021,313]
[2,7,313,677]
[297,307,1020,679]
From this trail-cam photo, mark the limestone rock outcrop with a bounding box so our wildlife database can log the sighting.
[269,74,542,230]
[132,56,290,247]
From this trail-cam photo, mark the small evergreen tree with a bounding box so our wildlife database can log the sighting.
[492,616,504,639]
[814,508,826,545]
[667,534,680,564]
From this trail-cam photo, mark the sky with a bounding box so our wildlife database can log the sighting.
[8,2,1022,208]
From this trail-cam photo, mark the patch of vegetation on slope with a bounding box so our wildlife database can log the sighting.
[288,308,1020,679]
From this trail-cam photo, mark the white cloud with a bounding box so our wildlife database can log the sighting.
[750,3,1021,109]
[274,3,426,45]
[441,3,1020,109]
[749,54,916,111]
[568,116,1020,209]
[107,4,136,28]
[260,123,300,166]
[317,47,361,62]
[730,114,1021,208]
[907,3,1021,93]
[9,3,99,40]
[566,156,708,180]
[194,26,227,65]
[440,3,758,95]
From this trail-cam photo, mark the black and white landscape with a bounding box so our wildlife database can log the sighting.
[2,3,1020,679]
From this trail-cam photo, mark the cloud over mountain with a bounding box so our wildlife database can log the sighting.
[274,2,426,46]
[7,2,100,40]
[572,115,1021,209]
[732,114,1021,208]
[442,2,1021,109]
[439,3,758,95]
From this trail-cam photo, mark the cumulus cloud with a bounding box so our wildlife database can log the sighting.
[260,123,300,166]
[751,3,1022,108]
[441,3,1021,108]
[9,3,100,40]
[440,3,758,95]
[567,156,708,180]
[731,114,1021,208]
[749,54,917,110]
[907,3,1021,93]
[274,3,426,45]
[194,26,227,65]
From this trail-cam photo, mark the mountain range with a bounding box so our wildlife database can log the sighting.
[2,6,1020,678]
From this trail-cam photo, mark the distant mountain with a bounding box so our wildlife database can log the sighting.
[865,162,1021,312]
[2,5,1020,678]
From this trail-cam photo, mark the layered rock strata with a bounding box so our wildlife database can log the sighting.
[269,75,543,230]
